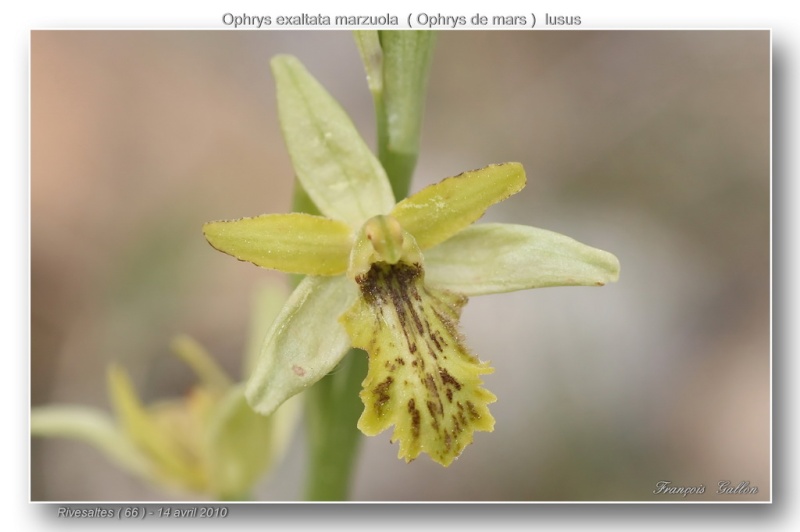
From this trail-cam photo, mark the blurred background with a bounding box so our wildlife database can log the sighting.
[31,30,769,501]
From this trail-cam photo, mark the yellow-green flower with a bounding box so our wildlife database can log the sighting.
[203,55,619,467]
[31,287,300,499]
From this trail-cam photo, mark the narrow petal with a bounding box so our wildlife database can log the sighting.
[203,213,352,276]
[342,262,495,467]
[272,55,395,227]
[107,366,200,486]
[245,275,355,416]
[31,405,156,482]
[424,223,621,296]
[391,163,526,250]
[170,334,232,393]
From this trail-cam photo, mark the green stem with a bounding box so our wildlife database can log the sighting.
[374,91,419,201]
[303,348,368,500]
[292,183,367,501]
[375,31,436,200]
[298,30,435,500]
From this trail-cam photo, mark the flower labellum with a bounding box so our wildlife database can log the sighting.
[344,215,496,464]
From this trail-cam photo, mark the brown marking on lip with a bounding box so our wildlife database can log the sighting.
[408,398,421,440]
[373,376,393,406]
[439,367,462,391]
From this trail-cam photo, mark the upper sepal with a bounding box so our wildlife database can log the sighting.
[273,55,395,228]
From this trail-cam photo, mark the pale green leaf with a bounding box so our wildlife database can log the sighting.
[203,213,352,276]
[245,275,355,416]
[273,55,395,227]
[31,405,155,482]
[424,223,621,296]
[391,162,526,250]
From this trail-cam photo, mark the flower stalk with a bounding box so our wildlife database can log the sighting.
[302,32,435,499]
[355,31,436,199]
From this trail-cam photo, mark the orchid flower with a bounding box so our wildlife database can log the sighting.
[31,286,299,499]
[203,55,619,467]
